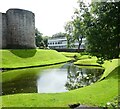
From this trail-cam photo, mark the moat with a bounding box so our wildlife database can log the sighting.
[2,63,104,95]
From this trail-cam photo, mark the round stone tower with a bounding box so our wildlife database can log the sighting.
[6,8,36,49]
[2,13,7,48]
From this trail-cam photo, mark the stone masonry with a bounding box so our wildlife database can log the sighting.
[0,12,2,48]
[0,8,36,49]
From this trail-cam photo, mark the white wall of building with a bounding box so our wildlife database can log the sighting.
[48,37,86,49]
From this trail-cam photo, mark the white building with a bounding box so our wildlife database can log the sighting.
[48,37,86,50]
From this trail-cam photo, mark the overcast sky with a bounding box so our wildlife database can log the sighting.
[0,0,91,36]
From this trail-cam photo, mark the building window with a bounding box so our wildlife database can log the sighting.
[58,41,62,44]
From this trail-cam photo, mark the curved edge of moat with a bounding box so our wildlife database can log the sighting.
[74,63,102,67]
[1,60,72,72]
[1,60,103,72]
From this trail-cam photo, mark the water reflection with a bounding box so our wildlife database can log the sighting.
[2,63,104,95]
[37,69,67,93]
[2,73,37,95]
[65,63,104,90]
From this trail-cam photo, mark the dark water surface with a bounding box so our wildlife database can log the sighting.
[2,63,104,95]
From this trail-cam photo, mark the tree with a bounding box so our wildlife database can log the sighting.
[35,28,44,47]
[65,0,119,60]
[86,1,120,60]
[42,36,48,48]
[35,28,49,48]
[64,0,90,52]
[52,32,66,38]
[64,21,74,48]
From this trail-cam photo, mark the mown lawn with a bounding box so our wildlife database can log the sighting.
[1,49,119,108]
[1,49,70,68]
[61,52,91,60]
[61,52,80,57]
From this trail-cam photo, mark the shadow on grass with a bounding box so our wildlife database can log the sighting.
[10,49,37,58]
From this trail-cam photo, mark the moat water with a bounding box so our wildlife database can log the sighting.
[2,63,104,95]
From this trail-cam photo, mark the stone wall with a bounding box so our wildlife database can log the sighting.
[0,13,2,49]
[2,13,7,48]
[0,8,36,49]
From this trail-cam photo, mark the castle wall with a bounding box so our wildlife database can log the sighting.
[0,13,2,49]
[6,9,36,49]
[2,13,7,48]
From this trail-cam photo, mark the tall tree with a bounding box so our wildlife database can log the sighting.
[64,0,90,52]
[65,0,119,60]
[86,1,120,60]
[64,21,74,48]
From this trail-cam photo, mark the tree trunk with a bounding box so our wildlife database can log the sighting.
[77,37,82,53]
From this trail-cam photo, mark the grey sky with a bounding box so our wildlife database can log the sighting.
[0,0,91,36]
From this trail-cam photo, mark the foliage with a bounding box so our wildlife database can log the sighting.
[42,36,48,48]
[65,0,120,60]
[35,28,43,47]
[86,1,120,60]
[64,0,90,52]
[105,95,120,108]
[51,32,66,39]
[64,21,74,48]
[35,28,48,48]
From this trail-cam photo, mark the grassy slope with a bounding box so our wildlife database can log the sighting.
[1,49,70,68]
[1,58,119,107]
[74,57,100,66]
[61,52,91,60]
[61,52,99,66]
[100,59,119,80]
[61,52,80,57]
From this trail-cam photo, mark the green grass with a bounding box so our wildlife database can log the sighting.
[61,52,97,61]
[1,56,119,107]
[61,52,80,57]
[74,57,100,66]
[100,59,119,80]
[1,49,71,68]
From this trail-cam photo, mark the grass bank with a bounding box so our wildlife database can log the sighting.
[1,57,119,107]
[1,49,70,68]
[61,52,80,58]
